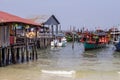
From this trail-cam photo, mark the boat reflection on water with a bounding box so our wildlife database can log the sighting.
[82,47,103,58]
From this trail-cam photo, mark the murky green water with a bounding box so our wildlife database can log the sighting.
[0,42,120,80]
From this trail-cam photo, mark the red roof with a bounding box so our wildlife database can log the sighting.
[0,11,40,26]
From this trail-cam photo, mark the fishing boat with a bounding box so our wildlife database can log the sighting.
[115,36,120,51]
[109,27,120,44]
[115,42,120,51]
[51,37,67,47]
[80,30,109,50]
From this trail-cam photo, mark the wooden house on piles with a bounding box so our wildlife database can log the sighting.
[0,11,40,66]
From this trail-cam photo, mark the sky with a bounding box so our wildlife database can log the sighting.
[0,0,120,30]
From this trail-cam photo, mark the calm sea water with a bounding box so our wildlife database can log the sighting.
[0,42,120,80]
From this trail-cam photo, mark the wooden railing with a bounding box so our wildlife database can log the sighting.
[37,33,53,38]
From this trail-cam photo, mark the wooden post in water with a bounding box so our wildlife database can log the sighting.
[13,48,16,64]
[2,48,5,66]
[39,38,41,49]
[36,40,40,49]
[32,46,35,60]
[6,47,9,65]
[0,48,2,66]
[46,38,48,47]
[14,47,17,64]
[11,46,14,64]
[35,45,38,60]
[25,28,29,62]
[35,27,38,59]
[21,47,25,63]
[72,27,75,49]
[72,33,75,49]
[25,42,29,62]
[16,48,20,63]
[29,47,32,60]
[11,46,17,64]
[43,36,46,48]
[7,47,10,65]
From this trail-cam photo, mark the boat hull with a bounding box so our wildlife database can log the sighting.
[84,42,106,50]
[51,39,67,47]
[115,42,120,51]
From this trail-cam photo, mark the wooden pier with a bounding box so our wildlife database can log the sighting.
[36,33,52,49]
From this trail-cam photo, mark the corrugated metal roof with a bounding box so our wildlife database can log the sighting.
[0,11,40,26]
[30,15,51,23]
[29,15,60,24]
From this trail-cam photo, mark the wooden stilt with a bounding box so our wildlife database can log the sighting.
[0,48,2,67]
[21,47,24,63]
[8,47,10,65]
[16,48,20,63]
[11,46,14,64]
[11,47,13,64]
[6,47,9,65]
[26,46,29,62]
[35,45,38,60]
[44,38,45,48]
[32,46,34,60]
[37,40,40,49]
[14,48,17,64]
[29,49,32,60]
[2,48,6,66]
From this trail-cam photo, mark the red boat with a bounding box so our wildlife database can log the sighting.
[80,30,109,50]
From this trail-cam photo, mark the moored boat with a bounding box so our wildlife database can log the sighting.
[115,42,120,51]
[51,37,67,47]
[84,42,106,50]
[115,36,120,51]
[80,30,109,50]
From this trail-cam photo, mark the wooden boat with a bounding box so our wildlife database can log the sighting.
[84,42,106,50]
[109,27,120,44]
[80,30,109,50]
[115,42,120,51]
[115,36,120,51]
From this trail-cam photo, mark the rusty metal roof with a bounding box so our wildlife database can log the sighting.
[29,15,60,25]
[0,11,40,26]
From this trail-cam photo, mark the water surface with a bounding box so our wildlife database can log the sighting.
[0,42,120,80]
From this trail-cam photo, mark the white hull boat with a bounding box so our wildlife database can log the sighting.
[51,37,67,47]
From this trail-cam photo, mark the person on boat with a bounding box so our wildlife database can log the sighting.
[96,37,99,44]
[83,37,87,42]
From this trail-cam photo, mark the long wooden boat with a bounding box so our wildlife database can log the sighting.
[80,30,109,50]
[84,42,106,50]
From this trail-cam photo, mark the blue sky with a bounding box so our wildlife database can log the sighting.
[0,0,120,30]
